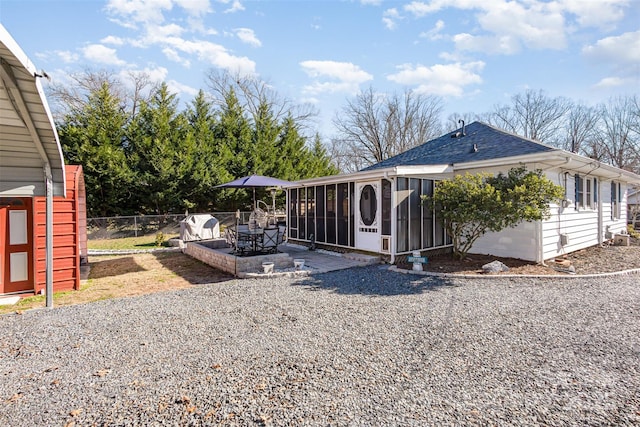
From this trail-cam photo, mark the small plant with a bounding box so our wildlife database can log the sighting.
[627,224,639,239]
[155,232,165,247]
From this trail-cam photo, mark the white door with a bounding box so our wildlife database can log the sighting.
[356,182,380,252]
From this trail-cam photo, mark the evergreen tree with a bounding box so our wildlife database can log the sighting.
[58,82,134,217]
[127,83,187,214]
[183,90,232,212]
[213,89,254,210]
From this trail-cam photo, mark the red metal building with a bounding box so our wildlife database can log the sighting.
[1,166,86,295]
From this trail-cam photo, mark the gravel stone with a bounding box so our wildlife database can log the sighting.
[1,266,639,426]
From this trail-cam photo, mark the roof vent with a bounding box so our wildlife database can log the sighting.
[451,119,466,138]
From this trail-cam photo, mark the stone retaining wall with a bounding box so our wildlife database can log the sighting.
[184,241,293,276]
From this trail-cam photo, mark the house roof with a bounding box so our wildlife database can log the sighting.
[0,24,66,197]
[362,121,555,171]
[289,120,640,188]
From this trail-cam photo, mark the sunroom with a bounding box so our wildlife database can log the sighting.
[286,165,454,262]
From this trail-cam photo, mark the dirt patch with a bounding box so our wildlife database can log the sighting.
[398,237,640,275]
[1,252,233,314]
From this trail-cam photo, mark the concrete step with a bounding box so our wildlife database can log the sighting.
[343,252,380,265]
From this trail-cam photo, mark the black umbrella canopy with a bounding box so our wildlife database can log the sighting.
[214,175,294,188]
[215,175,295,210]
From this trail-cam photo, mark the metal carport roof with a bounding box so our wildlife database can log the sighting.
[0,23,66,197]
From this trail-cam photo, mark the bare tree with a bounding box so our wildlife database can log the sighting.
[205,70,317,133]
[487,89,572,144]
[562,103,600,154]
[124,70,156,118]
[592,95,640,173]
[445,112,480,132]
[46,69,154,121]
[47,69,123,119]
[332,86,443,170]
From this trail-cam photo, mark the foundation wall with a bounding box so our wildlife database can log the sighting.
[184,241,293,275]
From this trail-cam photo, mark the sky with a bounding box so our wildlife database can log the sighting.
[1,0,639,137]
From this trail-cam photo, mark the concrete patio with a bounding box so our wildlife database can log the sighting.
[183,240,380,278]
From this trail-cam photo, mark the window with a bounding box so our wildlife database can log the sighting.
[611,181,621,220]
[575,175,598,210]
[409,178,421,251]
[315,186,325,243]
[575,174,583,210]
[381,180,392,236]
[396,178,409,253]
[337,183,349,246]
[359,184,377,226]
[421,179,433,248]
[326,185,336,244]
[289,189,298,239]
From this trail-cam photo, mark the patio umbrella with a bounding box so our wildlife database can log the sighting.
[214,174,295,209]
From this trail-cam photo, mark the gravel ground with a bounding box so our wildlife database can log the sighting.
[1,266,639,426]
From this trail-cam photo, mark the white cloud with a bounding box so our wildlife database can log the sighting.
[174,0,211,16]
[300,60,373,95]
[82,44,127,66]
[164,37,256,75]
[162,47,191,67]
[560,0,628,29]
[474,1,567,51]
[360,0,382,5]
[419,19,445,41]
[593,76,628,89]
[382,8,401,30]
[453,33,521,55]
[235,28,262,47]
[582,30,640,65]
[106,0,173,25]
[167,79,199,97]
[387,61,484,97]
[583,30,640,90]
[220,0,244,13]
[101,35,126,45]
[55,50,80,63]
[122,66,169,85]
[404,0,444,17]
[402,0,631,54]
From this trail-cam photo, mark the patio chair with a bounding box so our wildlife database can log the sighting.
[224,227,235,247]
[225,227,250,254]
[259,227,279,253]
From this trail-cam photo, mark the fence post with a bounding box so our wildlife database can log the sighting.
[134,216,138,237]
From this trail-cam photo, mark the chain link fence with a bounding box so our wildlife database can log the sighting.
[87,212,254,240]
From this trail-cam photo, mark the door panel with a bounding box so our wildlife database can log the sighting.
[355,182,380,252]
[1,198,34,294]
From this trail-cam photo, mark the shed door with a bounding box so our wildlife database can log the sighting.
[356,182,380,252]
[0,198,34,294]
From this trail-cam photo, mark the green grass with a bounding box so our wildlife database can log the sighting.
[88,233,179,250]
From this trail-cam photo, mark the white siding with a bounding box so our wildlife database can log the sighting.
[465,167,632,262]
[470,221,539,261]
[541,177,628,260]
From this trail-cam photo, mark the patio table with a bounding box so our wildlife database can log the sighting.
[236,227,264,253]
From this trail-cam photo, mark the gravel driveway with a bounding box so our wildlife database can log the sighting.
[1,266,639,426]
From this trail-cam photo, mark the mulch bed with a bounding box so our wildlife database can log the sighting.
[397,237,640,275]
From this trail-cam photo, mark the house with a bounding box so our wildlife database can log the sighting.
[285,121,640,263]
[0,24,86,299]
[628,187,640,228]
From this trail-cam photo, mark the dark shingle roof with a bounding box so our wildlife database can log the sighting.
[361,121,556,171]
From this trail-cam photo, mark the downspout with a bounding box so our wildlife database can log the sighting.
[44,163,53,308]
